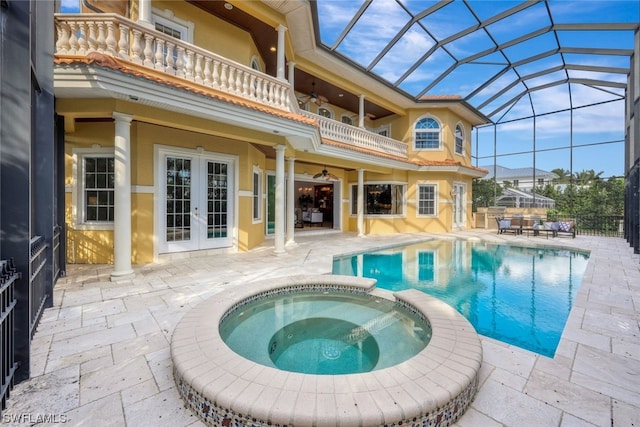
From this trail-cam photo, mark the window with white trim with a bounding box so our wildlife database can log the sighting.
[253,167,262,222]
[72,148,116,229]
[417,184,437,216]
[455,124,464,155]
[414,117,441,150]
[351,183,405,215]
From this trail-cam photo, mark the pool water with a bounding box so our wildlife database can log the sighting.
[219,292,431,374]
[333,240,589,357]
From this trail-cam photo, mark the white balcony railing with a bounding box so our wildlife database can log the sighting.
[54,14,408,159]
[54,14,292,111]
[301,111,408,158]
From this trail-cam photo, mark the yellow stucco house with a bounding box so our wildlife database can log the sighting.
[54,0,488,279]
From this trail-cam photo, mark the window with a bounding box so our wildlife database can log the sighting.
[414,117,441,149]
[253,167,262,222]
[537,178,544,186]
[318,107,333,118]
[341,115,354,125]
[455,124,464,155]
[83,155,115,223]
[351,184,405,215]
[417,184,437,216]
[152,10,193,43]
[513,179,519,188]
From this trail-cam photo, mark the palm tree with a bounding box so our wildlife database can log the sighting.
[551,168,571,184]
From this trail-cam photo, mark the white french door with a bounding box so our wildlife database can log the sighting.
[452,183,466,230]
[158,148,234,253]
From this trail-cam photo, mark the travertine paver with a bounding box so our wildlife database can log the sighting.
[3,230,640,426]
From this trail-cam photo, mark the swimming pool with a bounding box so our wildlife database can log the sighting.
[333,239,590,357]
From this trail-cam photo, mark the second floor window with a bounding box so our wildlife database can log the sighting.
[341,115,354,125]
[318,107,333,118]
[415,117,441,150]
[455,124,464,155]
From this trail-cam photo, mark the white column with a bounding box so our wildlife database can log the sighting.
[276,25,287,81]
[286,157,296,245]
[274,145,286,254]
[138,0,153,28]
[357,168,365,237]
[111,112,135,281]
[358,94,366,128]
[287,61,296,87]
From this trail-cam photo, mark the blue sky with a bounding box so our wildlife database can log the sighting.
[315,0,638,178]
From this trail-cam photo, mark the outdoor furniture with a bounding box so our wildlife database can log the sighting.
[496,217,521,235]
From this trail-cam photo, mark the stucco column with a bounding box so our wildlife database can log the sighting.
[358,94,366,128]
[138,0,153,28]
[287,61,296,87]
[276,25,287,81]
[111,112,135,281]
[357,168,365,237]
[274,145,286,254]
[286,157,296,245]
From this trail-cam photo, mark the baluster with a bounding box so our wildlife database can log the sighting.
[165,41,176,75]
[194,54,203,84]
[105,21,117,55]
[143,34,154,67]
[203,57,212,86]
[185,51,195,81]
[68,22,78,55]
[235,68,242,94]
[268,82,275,105]
[211,60,220,89]
[131,29,143,64]
[96,22,106,53]
[87,21,98,52]
[248,75,256,99]
[255,77,263,101]
[154,39,165,71]
[57,22,70,54]
[77,22,88,55]
[220,63,228,90]
[117,24,129,59]
[227,66,236,92]
[242,73,249,96]
[175,46,185,77]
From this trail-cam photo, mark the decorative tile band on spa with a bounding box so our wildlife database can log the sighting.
[174,368,479,427]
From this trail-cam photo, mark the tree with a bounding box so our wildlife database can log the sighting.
[472,178,502,211]
[551,168,571,184]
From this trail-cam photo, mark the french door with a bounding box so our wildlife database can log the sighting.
[452,183,466,230]
[159,149,234,253]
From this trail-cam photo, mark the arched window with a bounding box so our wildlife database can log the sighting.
[341,115,354,125]
[250,56,262,72]
[318,107,333,119]
[414,117,441,149]
[455,124,464,155]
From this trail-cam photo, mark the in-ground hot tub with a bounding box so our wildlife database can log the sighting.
[171,275,482,427]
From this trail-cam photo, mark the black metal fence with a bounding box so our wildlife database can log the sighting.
[0,259,20,412]
[574,215,625,238]
[29,236,49,338]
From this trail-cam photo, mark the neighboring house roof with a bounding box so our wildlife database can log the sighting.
[481,165,558,181]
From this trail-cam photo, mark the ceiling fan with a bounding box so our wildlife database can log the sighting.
[299,81,328,106]
[313,166,339,181]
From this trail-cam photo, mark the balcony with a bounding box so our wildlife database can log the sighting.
[54,13,408,160]
[301,111,408,159]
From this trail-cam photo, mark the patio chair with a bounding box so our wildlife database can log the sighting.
[496,217,520,235]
